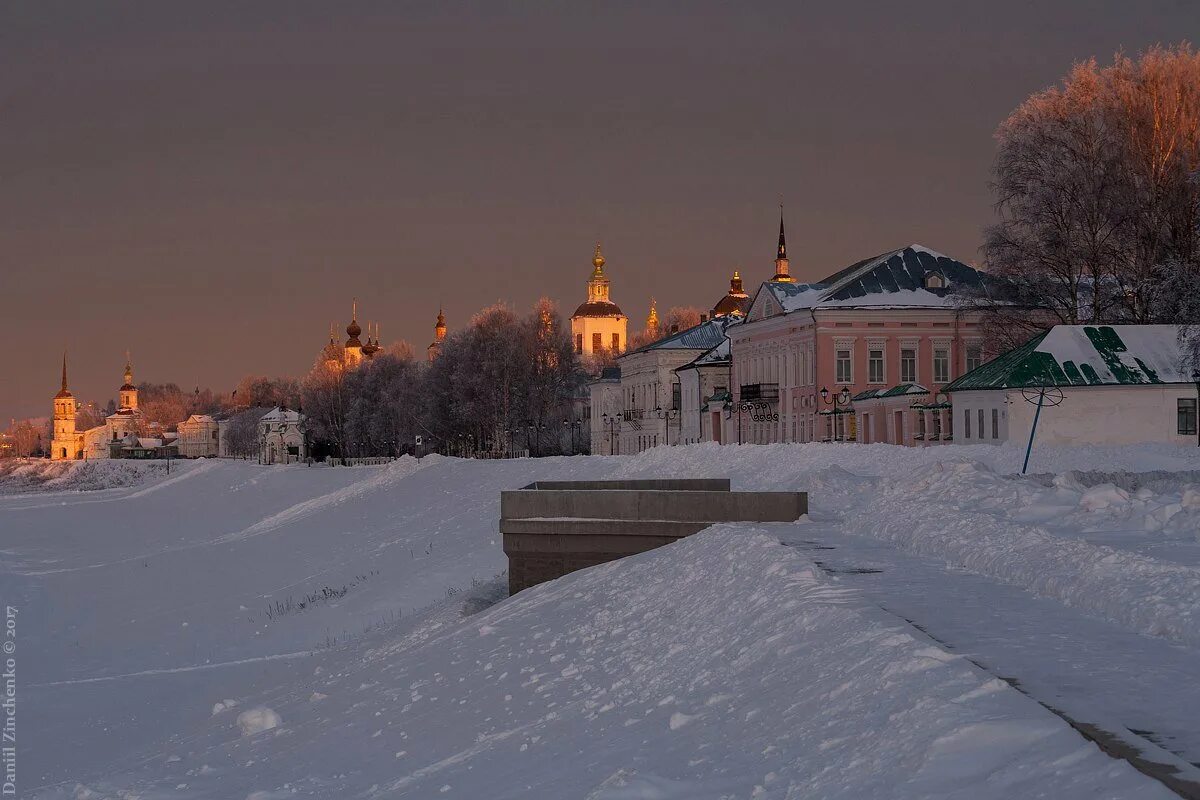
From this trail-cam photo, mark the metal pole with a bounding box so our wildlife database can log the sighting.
[1021,387,1046,475]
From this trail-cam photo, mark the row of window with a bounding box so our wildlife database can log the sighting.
[835,344,981,386]
[576,332,621,354]
[962,408,1001,440]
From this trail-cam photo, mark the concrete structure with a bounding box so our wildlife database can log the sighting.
[570,243,628,358]
[945,325,1200,447]
[729,243,993,445]
[259,406,307,464]
[501,479,807,593]
[176,414,220,458]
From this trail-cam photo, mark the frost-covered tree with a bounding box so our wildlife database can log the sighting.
[972,44,1200,346]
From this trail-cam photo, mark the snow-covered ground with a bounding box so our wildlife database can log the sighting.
[5,442,1200,798]
[0,457,174,494]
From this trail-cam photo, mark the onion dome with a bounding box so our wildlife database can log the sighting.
[120,354,136,391]
[573,242,625,318]
[712,269,751,317]
[345,299,363,347]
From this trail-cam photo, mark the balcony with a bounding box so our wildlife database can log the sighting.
[739,383,780,403]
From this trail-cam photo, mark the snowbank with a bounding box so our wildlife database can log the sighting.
[0,458,174,493]
[60,529,1170,799]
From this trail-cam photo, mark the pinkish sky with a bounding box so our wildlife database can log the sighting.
[3,1,1197,420]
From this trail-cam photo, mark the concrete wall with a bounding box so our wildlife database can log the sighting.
[501,481,807,593]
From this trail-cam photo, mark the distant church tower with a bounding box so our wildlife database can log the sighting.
[118,353,138,412]
[569,243,627,356]
[428,308,447,362]
[51,352,81,461]
[772,207,793,282]
[645,298,659,339]
[344,300,364,368]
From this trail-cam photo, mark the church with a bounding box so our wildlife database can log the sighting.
[51,353,150,460]
[570,243,627,357]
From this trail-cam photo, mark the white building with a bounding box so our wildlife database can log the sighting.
[945,325,1200,448]
[587,367,624,455]
[176,414,220,458]
[258,407,308,464]
[676,339,733,445]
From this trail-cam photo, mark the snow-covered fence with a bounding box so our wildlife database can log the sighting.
[337,457,396,467]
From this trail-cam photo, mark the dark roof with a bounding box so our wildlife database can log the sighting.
[572,301,625,318]
[599,366,621,380]
[711,293,750,317]
[120,383,137,392]
[818,245,987,303]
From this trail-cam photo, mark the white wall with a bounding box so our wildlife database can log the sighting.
[955,385,1198,447]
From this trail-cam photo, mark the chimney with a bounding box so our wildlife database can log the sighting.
[670,323,679,334]
[699,313,708,323]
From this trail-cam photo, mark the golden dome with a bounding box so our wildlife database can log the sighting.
[592,242,606,271]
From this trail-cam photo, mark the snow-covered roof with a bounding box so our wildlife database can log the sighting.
[183,414,216,424]
[677,339,732,372]
[260,407,304,424]
[945,325,1196,391]
[623,316,740,357]
[751,245,991,319]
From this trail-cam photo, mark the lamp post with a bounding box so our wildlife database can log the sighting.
[562,419,581,454]
[819,386,853,441]
[600,413,621,455]
[1193,370,1200,447]
[654,406,678,447]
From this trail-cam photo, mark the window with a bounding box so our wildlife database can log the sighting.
[671,383,681,411]
[992,408,999,439]
[978,409,985,440]
[933,348,950,384]
[868,349,885,384]
[836,349,852,383]
[592,332,603,352]
[924,272,946,289]
[900,348,916,383]
[611,333,620,351]
[966,344,982,373]
[1179,398,1198,436]
[575,333,583,354]
[964,409,971,439]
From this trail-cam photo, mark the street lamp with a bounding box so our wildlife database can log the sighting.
[654,406,678,447]
[279,422,289,465]
[600,413,621,455]
[562,419,582,455]
[819,386,853,441]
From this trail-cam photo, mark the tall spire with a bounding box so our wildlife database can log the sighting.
[646,298,659,336]
[123,351,134,388]
[773,205,794,282]
[777,206,787,260]
[55,351,73,399]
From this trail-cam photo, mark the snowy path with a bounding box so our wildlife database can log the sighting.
[780,524,1200,785]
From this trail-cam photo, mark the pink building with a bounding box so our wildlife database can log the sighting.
[726,238,993,445]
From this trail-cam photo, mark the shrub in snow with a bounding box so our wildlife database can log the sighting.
[236,707,281,736]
